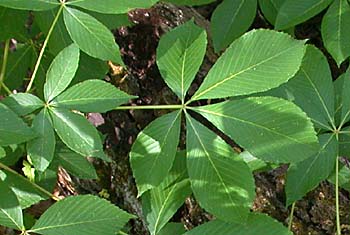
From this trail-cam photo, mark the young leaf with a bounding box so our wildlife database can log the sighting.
[0,103,36,146]
[130,111,181,196]
[191,29,305,101]
[266,45,335,130]
[142,152,191,235]
[52,80,134,113]
[211,0,257,52]
[186,115,255,223]
[44,43,80,102]
[63,7,123,64]
[0,181,24,230]
[275,0,333,30]
[27,109,55,172]
[258,0,286,25]
[184,213,292,235]
[0,0,59,11]
[30,195,134,235]
[322,0,350,66]
[285,134,338,205]
[49,108,108,161]
[157,20,207,102]
[1,93,44,116]
[193,96,319,163]
[67,0,158,14]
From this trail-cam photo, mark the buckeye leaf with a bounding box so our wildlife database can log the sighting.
[164,0,216,6]
[191,29,305,101]
[0,7,28,41]
[0,181,23,230]
[275,0,333,30]
[193,96,319,163]
[0,0,59,11]
[52,79,134,113]
[30,195,134,235]
[157,20,207,102]
[2,93,44,116]
[130,111,181,196]
[211,0,257,52]
[63,7,123,64]
[186,115,255,223]
[44,43,80,102]
[67,0,158,14]
[339,128,350,156]
[158,223,186,235]
[285,134,338,205]
[322,0,350,66]
[184,213,292,235]
[258,0,286,25]
[340,70,350,126]
[0,103,36,146]
[27,109,55,172]
[49,108,109,161]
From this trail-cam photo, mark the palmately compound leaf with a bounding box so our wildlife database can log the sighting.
[157,223,186,235]
[340,70,350,126]
[285,134,338,205]
[142,151,191,235]
[27,108,55,172]
[44,43,80,102]
[0,180,24,230]
[184,213,292,235]
[0,0,59,11]
[49,108,109,161]
[211,0,257,52]
[67,0,158,14]
[1,93,44,116]
[186,115,255,223]
[266,45,335,130]
[130,111,181,196]
[52,79,135,113]
[30,195,134,235]
[0,103,36,146]
[190,29,305,101]
[157,20,207,102]
[63,7,123,64]
[275,0,333,30]
[322,0,350,66]
[193,96,319,163]
[258,0,286,25]
[0,7,28,41]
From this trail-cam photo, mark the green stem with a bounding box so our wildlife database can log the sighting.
[288,202,295,231]
[0,39,12,95]
[26,4,65,93]
[0,162,60,201]
[117,231,129,235]
[335,157,341,235]
[114,104,183,110]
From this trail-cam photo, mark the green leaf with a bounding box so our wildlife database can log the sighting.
[186,115,255,223]
[275,0,333,30]
[36,8,73,55]
[30,195,134,235]
[0,7,28,41]
[87,12,131,30]
[130,111,181,196]
[163,0,216,6]
[321,0,350,66]
[211,0,257,52]
[191,29,305,100]
[0,147,5,158]
[0,145,24,166]
[328,162,350,191]
[184,213,292,235]
[193,97,319,163]
[67,0,158,14]
[0,170,48,209]
[44,43,80,102]
[63,7,123,64]
[157,223,186,235]
[27,109,56,172]
[1,93,44,116]
[142,152,191,235]
[52,80,134,113]
[340,70,350,126]
[0,181,24,230]
[240,151,270,172]
[55,144,97,179]
[49,108,108,161]
[339,128,350,156]
[265,45,335,130]
[0,0,59,11]
[157,20,207,102]
[285,134,338,205]
[0,103,36,146]
[258,0,286,25]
